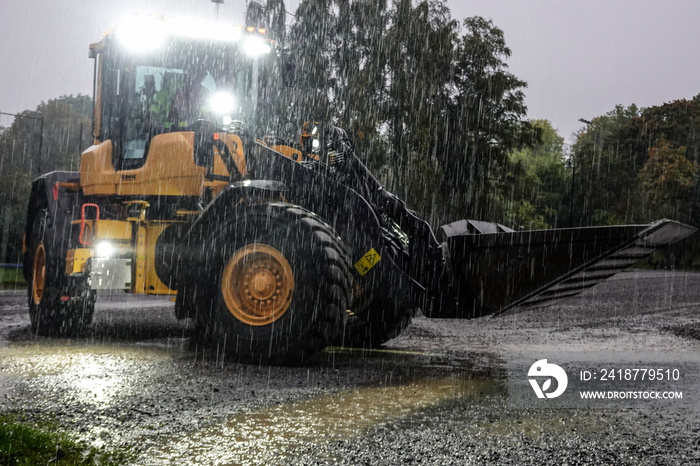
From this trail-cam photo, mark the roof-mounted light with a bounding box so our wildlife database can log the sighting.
[117,14,167,51]
[114,13,272,52]
[169,17,243,42]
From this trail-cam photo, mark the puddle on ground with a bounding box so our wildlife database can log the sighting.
[0,342,186,376]
[0,342,187,409]
[145,373,501,465]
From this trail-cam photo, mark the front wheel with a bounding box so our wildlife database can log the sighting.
[194,203,353,364]
[339,298,416,349]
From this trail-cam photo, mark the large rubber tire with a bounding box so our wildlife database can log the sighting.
[193,202,353,364]
[26,210,95,336]
[340,298,416,349]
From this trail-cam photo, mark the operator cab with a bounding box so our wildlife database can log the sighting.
[89,14,278,173]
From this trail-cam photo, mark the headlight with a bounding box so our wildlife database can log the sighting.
[208,91,236,115]
[243,36,271,57]
[95,242,115,259]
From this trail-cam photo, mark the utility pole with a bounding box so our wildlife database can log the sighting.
[570,118,592,227]
[567,154,576,227]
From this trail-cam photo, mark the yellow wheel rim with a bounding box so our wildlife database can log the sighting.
[221,243,294,326]
[32,242,46,306]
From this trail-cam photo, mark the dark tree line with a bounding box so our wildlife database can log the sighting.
[570,100,700,228]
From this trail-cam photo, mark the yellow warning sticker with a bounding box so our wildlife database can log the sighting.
[354,248,381,276]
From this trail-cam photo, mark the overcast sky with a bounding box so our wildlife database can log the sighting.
[1,0,698,143]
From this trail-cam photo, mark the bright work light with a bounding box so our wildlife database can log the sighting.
[95,242,115,259]
[115,14,271,54]
[208,91,236,115]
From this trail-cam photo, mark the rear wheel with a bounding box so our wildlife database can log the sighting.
[194,203,352,364]
[26,210,95,336]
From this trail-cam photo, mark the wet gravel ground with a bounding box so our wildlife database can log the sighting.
[0,270,699,465]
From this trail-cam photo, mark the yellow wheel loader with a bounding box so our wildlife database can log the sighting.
[22,14,696,362]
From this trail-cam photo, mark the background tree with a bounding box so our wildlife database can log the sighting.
[265,0,287,43]
[505,119,568,229]
[638,137,698,223]
[285,0,534,228]
[437,16,532,225]
[570,99,700,227]
[569,104,642,226]
[329,0,391,170]
[624,97,700,225]
[286,0,338,124]
[378,0,458,224]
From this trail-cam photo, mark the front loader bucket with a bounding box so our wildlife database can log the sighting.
[437,220,696,319]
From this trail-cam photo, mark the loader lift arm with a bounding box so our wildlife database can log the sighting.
[309,126,444,292]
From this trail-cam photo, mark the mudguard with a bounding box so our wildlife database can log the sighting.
[23,171,83,281]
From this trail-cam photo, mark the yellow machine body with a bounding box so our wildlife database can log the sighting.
[80,133,246,198]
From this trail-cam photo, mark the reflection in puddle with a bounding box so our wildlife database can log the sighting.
[63,359,128,407]
[0,344,179,409]
[147,374,500,465]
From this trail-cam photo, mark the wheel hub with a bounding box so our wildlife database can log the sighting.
[221,243,294,326]
[247,267,278,301]
[32,242,46,306]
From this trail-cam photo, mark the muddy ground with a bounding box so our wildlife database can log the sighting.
[1,270,699,465]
